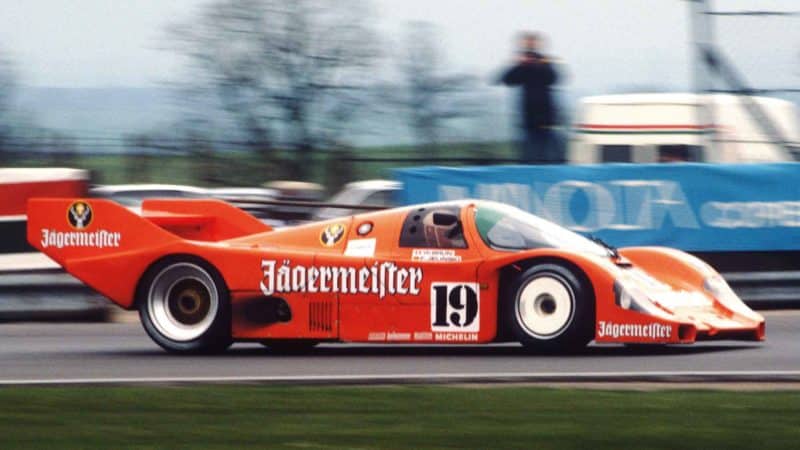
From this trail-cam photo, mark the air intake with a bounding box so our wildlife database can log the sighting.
[309,301,334,332]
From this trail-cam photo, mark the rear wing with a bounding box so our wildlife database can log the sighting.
[26,198,271,308]
[28,198,271,264]
[141,199,271,241]
[28,198,173,266]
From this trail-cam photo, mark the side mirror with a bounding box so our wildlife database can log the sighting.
[432,212,458,226]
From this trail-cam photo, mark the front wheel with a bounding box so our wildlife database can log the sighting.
[505,263,594,353]
[138,257,232,354]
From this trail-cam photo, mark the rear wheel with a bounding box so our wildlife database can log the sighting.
[505,263,594,352]
[138,257,231,354]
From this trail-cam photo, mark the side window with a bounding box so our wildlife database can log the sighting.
[362,190,393,207]
[399,206,467,249]
[600,145,632,162]
[658,144,703,162]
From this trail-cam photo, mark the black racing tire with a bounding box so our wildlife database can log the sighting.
[260,340,319,354]
[504,263,594,353]
[137,256,232,354]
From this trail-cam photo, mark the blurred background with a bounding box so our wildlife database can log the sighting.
[1,0,799,318]
[0,0,796,185]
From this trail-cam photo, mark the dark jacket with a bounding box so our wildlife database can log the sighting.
[500,56,559,128]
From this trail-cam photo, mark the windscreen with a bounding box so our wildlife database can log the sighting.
[474,203,608,256]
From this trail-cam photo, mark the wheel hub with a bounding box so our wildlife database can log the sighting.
[168,279,210,326]
[516,274,575,339]
[147,263,219,342]
[535,294,557,315]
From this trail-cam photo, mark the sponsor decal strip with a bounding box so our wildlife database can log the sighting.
[367,332,386,342]
[387,332,411,341]
[434,332,479,342]
[412,248,462,262]
[344,238,376,257]
[362,331,479,342]
[40,228,121,249]
[260,259,422,299]
[597,321,672,340]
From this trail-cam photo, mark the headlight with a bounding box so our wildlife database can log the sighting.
[703,275,730,297]
[703,274,760,319]
[613,281,672,320]
[617,284,634,309]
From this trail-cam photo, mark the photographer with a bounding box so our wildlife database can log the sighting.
[499,32,563,164]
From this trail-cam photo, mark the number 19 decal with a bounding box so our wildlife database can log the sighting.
[430,283,480,332]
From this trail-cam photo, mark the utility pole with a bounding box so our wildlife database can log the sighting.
[689,0,798,159]
[688,0,717,154]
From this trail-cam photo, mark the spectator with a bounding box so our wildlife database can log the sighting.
[499,32,562,164]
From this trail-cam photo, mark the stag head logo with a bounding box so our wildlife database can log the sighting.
[67,201,93,229]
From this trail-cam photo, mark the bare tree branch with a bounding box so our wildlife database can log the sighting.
[393,22,483,153]
[164,0,381,178]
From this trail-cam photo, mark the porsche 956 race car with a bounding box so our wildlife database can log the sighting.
[27,197,765,353]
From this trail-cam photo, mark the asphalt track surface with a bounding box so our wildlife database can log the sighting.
[0,311,798,385]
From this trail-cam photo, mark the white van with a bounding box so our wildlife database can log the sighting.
[569,93,800,164]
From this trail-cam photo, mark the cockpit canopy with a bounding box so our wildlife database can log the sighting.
[396,201,609,257]
[474,202,608,256]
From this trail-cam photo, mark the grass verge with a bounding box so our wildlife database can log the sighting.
[0,385,798,449]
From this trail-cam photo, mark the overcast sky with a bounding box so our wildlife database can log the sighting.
[0,0,797,93]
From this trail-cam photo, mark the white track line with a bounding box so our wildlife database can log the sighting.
[2,370,800,386]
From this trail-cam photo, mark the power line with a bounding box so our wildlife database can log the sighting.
[705,10,800,17]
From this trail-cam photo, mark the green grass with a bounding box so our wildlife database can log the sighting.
[0,385,798,449]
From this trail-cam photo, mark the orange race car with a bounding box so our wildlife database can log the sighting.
[27,197,765,354]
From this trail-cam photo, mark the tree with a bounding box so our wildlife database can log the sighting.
[397,22,480,154]
[167,0,381,180]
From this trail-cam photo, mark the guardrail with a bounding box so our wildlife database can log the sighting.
[723,271,800,304]
[0,268,110,321]
[216,197,389,211]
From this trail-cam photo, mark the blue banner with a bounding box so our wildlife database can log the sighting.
[394,163,800,252]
